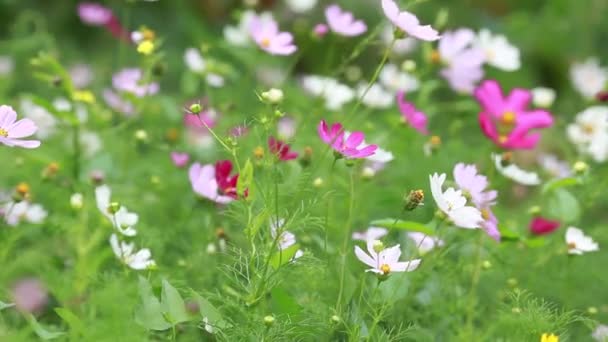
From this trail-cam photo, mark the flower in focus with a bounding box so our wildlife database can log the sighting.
[567,106,608,163]
[109,234,156,270]
[408,232,444,254]
[95,185,138,236]
[358,83,393,109]
[352,227,388,242]
[473,29,520,71]
[565,227,599,255]
[429,173,483,229]
[529,216,560,235]
[531,87,556,108]
[0,105,41,149]
[475,80,553,149]
[397,91,428,134]
[11,278,48,315]
[324,4,367,37]
[170,152,190,168]
[570,58,607,99]
[317,120,377,159]
[354,240,421,275]
[3,201,47,226]
[438,29,485,93]
[268,137,298,161]
[381,0,440,41]
[379,64,419,93]
[301,75,354,110]
[541,333,559,342]
[492,154,541,185]
[249,15,297,56]
[269,219,303,260]
[189,161,239,204]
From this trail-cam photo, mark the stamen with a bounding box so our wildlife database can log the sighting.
[0,128,8,137]
[380,264,391,275]
[501,111,516,125]
[261,38,271,48]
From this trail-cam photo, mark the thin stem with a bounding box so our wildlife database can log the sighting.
[72,122,81,183]
[464,231,484,336]
[335,170,356,312]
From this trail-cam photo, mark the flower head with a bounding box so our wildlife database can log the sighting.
[438,29,485,93]
[567,106,608,162]
[397,91,428,134]
[541,333,559,342]
[429,173,483,229]
[78,2,112,25]
[565,227,599,255]
[11,278,48,315]
[473,29,520,71]
[325,4,367,37]
[270,219,303,260]
[493,154,541,185]
[109,234,155,270]
[249,15,297,55]
[301,75,354,110]
[381,0,440,41]
[475,80,553,149]
[354,240,421,275]
[112,68,159,97]
[317,120,377,159]
[408,232,444,254]
[3,201,47,226]
[529,216,560,235]
[170,152,190,168]
[95,185,138,236]
[268,137,298,161]
[352,227,388,242]
[0,105,41,149]
[570,58,607,99]
[189,161,239,204]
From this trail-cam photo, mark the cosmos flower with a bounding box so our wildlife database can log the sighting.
[475,80,553,149]
[170,152,190,168]
[381,0,440,41]
[352,227,388,242]
[270,218,303,260]
[277,116,296,140]
[249,15,297,56]
[537,154,571,179]
[317,120,377,158]
[379,64,419,93]
[570,58,608,99]
[492,154,541,185]
[109,234,156,270]
[285,0,317,13]
[592,325,608,341]
[381,25,418,55]
[95,185,138,236]
[2,201,47,226]
[531,87,556,108]
[69,63,94,89]
[11,278,48,315]
[397,91,428,134]
[565,227,599,255]
[357,83,393,109]
[324,4,367,37]
[529,216,560,235]
[355,240,421,275]
[183,48,225,88]
[19,99,56,140]
[429,173,483,229]
[301,75,355,110]
[268,137,298,161]
[408,232,444,255]
[77,2,112,25]
[189,161,238,204]
[567,106,608,162]
[112,68,159,97]
[0,105,41,149]
[224,11,273,47]
[438,29,485,93]
[473,29,520,71]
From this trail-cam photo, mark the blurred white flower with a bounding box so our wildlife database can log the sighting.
[53,97,72,112]
[474,29,520,71]
[0,55,15,76]
[492,154,541,185]
[277,116,296,140]
[352,227,388,242]
[109,234,156,270]
[3,201,48,226]
[567,106,608,162]
[70,193,84,210]
[592,324,608,341]
[95,185,138,236]
[537,154,571,179]
[285,0,317,13]
[80,131,103,157]
[531,87,556,108]
[301,75,354,111]
[20,99,57,139]
[223,11,273,47]
[256,66,286,87]
[358,83,393,109]
[270,218,303,261]
[429,173,483,229]
[565,227,598,255]
[379,63,419,93]
[183,48,225,88]
[354,240,420,275]
[570,58,608,99]
[408,232,444,255]
[69,63,94,89]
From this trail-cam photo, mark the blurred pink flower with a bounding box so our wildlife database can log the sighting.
[0,105,41,149]
[354,240,421,275]
[381,0,440,41]
[317,120,377,158]
[112,68,159,97]
[189,161,239,204]
[171,152,190,168]
[249,15,297,55]
[529,216,560,235]
[474,80,554,149]
[103,89,135,115]
[397,91,428,135]
[268,137,299,161]
[325,4,367,37]
[78,3,112,25]
[11,278,48,315]
[438,29,485,93]
[313,23,329,37]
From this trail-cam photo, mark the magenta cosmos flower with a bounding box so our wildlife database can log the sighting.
[397,91,428,135]
[170,152,190,168]
[355,240,421,275]
[325,4,367,37]
[529,216,560,236]
[268,137,299,161]
[317,120,377,158]
[189,160,239,204]
[475,80,554,150]
[249,15,297,56]
[381,0,440,41]
[0,105,41,149]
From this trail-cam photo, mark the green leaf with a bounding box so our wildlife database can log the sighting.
[270,287,301,315]
[547,188,581,224]
[237,159,254,199]
[54,308,85,337]
[370,219,435,235]
[191,291,229,329]
[245,208,270,238]
[26,314,65,340]
[161,279,190,325]
[269,244,300,269]
[497,225,520,241]
[134,276,171,331]
[524,237,546,248]
[542,177,580,194]
[0,301,14,311]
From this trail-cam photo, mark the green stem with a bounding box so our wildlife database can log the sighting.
[72,122,81,183]
[464,231,484,337]
[335,170,356,312]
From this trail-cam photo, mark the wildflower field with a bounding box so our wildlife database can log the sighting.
[1,0,608,340]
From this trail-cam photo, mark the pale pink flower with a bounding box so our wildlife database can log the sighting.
[355,240,421,275]
[381,0,440,41]
[352,227,388,241]
[397,91,428,135]
[317,120,377,158]
[249,15,297,55]
[171,152,190,168]
[313,23,329,37]
[0,105,41,149]
[325,4,367,37]
[78,2,112,25]
[112,68,159,97]
[438,29,485,93]
[408,232,444,254]
[189,162,237,204]
[11,278,48,315]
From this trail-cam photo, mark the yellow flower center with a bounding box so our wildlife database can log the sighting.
[0,128,7,137]
[430,135,441,146]
[567,242,577,250]
[261,38,271,48]
[481,208,490,220]
[380,264,391,275]
[137,41,155,55]
[430,50,441,64]
[501,111,516,125]
[582,123,595,134]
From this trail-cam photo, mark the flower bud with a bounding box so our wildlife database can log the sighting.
[531,87,556,108]
[189,103,202,114]
[330,315,341,324]
[527,205,541,215]
[263,315,275,326]
[372,240,384,253]
[588,306,598,315]
[507,278,518,287]
[401,60,416,73]
[107,202,121,215]
[254,146,265,159]
[361,166,375,179]
[70,193,84,210]
[261,88,284,104]
[573,161,588,174]
[313,23,329,38]
[511,307,521,314]
[206,243,217,255]
[134,129,148,142]
[404,189,424,211]
[313,177,323,188]
[482,260,492,269]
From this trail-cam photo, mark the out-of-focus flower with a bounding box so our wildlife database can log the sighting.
[103,89,135,115]
[3,201,47,226]
[475,80,553,149]
[408,232,444,254]
[358,83,393,109]
[592,324,608,341]
[541,333,559,342]
[95,185,138,236]
[261,88,284,104]
[473,29,520,71]
[324,4,366,37]
[537,154,571,179]
[20,99,56,140]
[183,48,225,88]
[379,64,419,93]
[170,152,190,168]
[438,29,485,93]
[224,11,273,47]
[565,227,598,255]
[529,216,560,235]
[397,91,428,135]
[269,218,303,260]
[318,120,377,158]
[11,278,48,315]
[570,58,608,99]
[79,131,102,158]
[492,154,541,185]
[429,173,483,229]
[78,2,112,25]
[249,15,297,56]
[352,227,388,242]
[70,193,84,210]
[109,234,155,270]
[112,68,159,97]
[69,64,94,89]
[301,75,354,110]
[277,116,296,140]
[567,106,608,162]
[313,23,329,38]
[354,240,421,275]
[285,0,317,13]
[268,137,298,161]
[189,161,239,204]
[531,87,556,108]
[381,0,440,41]
[381,25,418,55]
[0,55,15,76]
[0,105,41,149]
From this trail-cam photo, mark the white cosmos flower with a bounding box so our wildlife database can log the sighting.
[20,99,57,139]
[358,83,393,109]
[474,29,520,71]
[352,227,388,242]
[285,0,317,13]
[223,11,273,47]
[531,87,556,108]
[570,58,608,99]
[565,227,599,255]
[492,154,541,185]
[567,106,608,162]
[109,234,155,270]
[95,185,138,236]
[183,48,225,88]
[3,201,48,226]
[269,218,303,261]
[537,154,572,179]
[381,25,418,55]
[0,55,15,76]
[429,173,483,229]
[79,131,102,158]
[354,240,420,275]
[592,324,608,341]
[379,64,419,93]
[301,75,354,111]
[408,232,444,255]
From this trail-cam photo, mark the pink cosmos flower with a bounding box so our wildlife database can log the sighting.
[397,91,428,135]
[474,80,554,150]
[381,0,440,41]
[438,29,485,93]
[313,23,329,38]
[0,105,41,149]
[325,4,367,37]
[103,89,135,115]
[355,240,421,275]
[78,3,112,25]
[112,68,159,97]
[171,152,190,168]
[352,227,388,242]
[529,216,560,235]
[317,120,377,158]
[11,278,48,315]
[189,160,239,204]
[249,15,297,56]
[268,137,299,161]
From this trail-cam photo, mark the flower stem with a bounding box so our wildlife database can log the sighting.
[464,231,484,337]
[71,121,81,183]
[335,170,356,312]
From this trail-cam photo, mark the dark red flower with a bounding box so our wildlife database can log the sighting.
[529,216,560,235]
[268,137,299,161]
[214,160,239,198]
